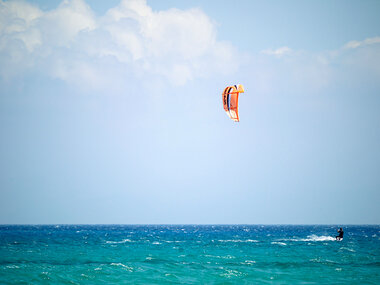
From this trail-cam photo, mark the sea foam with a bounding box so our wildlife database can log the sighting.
[291,235,336,242]
[105,239,133,244]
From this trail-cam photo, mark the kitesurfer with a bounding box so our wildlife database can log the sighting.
[336,228,344,240]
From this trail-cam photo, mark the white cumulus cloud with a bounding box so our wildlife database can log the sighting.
[344,36,380,49]
[261,46,292,57]
[0,0,240,89]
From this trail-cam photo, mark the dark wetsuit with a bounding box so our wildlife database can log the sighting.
[336,229,344,240]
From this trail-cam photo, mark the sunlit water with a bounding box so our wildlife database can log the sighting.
[1,225,379,284]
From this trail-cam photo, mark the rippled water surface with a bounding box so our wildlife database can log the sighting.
[1,225,379,284]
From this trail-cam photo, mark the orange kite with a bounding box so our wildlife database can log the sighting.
[222,84,244,122]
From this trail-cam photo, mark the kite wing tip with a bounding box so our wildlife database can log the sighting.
[237,84,244,93]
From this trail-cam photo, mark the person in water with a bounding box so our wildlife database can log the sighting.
[336,228,344,240]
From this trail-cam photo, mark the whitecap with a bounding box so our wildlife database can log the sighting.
[220,269,245,278]
[290,235,335,242]
[310,258,335,264]
[246,239,259,243]
[218,239,259,243]
[6,265,19,269]
[271,242,287,246]
[111,263,133,272]
[106,239,133,244]
[340,247,355,252]
[204,254,235,259]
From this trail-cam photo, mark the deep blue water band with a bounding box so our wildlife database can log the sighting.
[1,225,379,284]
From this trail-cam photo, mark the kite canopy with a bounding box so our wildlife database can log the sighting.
[222,84,244,122]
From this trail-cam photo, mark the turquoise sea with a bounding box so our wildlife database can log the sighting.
[1,225,379,284]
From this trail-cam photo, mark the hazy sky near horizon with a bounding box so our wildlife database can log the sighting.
[1,0,379,224]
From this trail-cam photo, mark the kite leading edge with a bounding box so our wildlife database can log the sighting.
[222,84,244,122]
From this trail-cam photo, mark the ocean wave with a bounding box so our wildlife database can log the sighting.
[110,263,134,272]
[340,247,355,252]
[290,235,336,242]
[164,240,185,243]
[310,258,336,264]
[242,260,256,265]
[219,268,245,278]
[218,239,259,243]
[5,265,19,269]
[105,239,133,244]
[204,254,236,259]
[271,242,287,246]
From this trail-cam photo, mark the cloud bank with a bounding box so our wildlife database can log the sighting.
[0,0,239,89]
[1,0,379,97]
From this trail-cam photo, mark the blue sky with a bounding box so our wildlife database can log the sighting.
[0,0,379,224]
